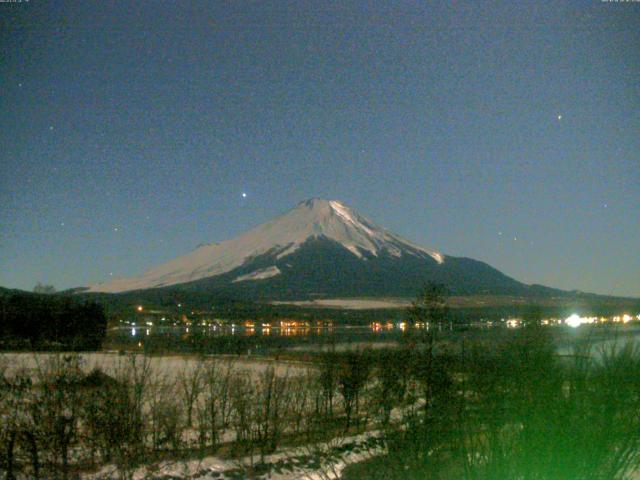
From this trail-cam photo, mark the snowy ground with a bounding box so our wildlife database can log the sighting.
[289,341,399,352]
[83,431,385,480]
[272,298,412,310]
[0,352,311,381]
[2,352,385,479]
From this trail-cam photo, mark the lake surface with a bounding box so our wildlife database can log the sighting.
[106,322,640,356]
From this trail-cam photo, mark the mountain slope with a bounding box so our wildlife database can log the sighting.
[87,198,548,299]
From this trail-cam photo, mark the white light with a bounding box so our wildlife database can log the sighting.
[506,318,520,328]
[565,314,582,328]
[564,314,598,328]
[242,192,247,198]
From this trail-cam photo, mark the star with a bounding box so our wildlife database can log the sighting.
[49,126,54,131]
[242,192,247,198]
[113,227,119,232]
[557,114,562,121]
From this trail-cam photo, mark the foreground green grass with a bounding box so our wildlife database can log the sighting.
[345,325,640,480]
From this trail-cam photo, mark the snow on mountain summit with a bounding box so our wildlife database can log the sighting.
[87,198,444,293]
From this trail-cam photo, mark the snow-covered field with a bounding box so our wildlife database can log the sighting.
[272,298,413,310]
[0,352,388,480]
[1,352,386,479]
[84,431,385,480]
[0,352,310,381]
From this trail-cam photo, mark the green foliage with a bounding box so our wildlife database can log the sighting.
[345,325,640,480]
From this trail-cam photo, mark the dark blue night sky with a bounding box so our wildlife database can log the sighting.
[1,1,638,296]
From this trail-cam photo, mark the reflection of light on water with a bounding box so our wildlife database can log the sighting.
[122,312,640,343]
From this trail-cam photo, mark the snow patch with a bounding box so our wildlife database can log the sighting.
[232,266,281,283]
[329,200,375,237]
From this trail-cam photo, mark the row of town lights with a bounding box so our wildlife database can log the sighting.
[133,305,638,330]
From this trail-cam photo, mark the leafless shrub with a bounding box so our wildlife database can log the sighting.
[177,359,205,429]
[35,354,84,480]
[197,359,234,451]
[287,369,316,436]
[147,371,184,453]
[84,354,153,480]
[318,352,339,418]
[337,350,371,430]
[253,366,289,461]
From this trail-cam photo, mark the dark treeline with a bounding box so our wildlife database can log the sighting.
[0,289,107,350]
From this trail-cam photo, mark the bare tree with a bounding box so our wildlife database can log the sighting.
[229,372,258,472]
[338,350,371,430]
[198,359,234,451]
[147,371,183,453]
[253,366,289,461]
[177,360,205,428]
[318,352,339,418]
[35,355,84,480]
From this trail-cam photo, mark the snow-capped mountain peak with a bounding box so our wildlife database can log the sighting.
[87,198,443,293]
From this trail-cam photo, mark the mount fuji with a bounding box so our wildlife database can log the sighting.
[87,199,553,299]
